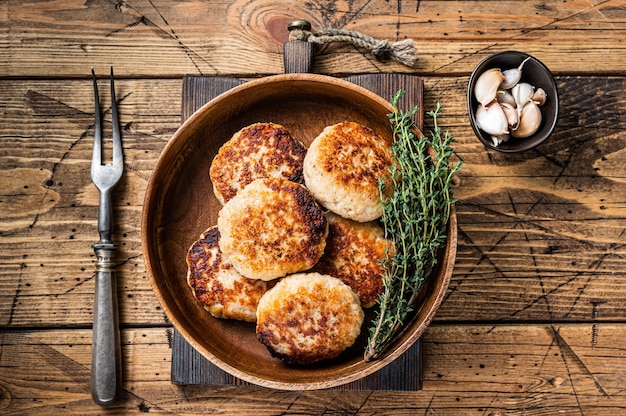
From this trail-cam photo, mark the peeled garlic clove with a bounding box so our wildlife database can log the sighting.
[511,101,542,138]
[501,102,519,128]
[500,56,531,89]
[532,87,547,106]
[501,69,520,90]
[496,89,516,107]
[474,68,505,106]
[490,133,510,147]
[476,101,509,136]
[512,82,535,109]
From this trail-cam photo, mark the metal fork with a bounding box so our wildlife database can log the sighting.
[90,67,123,407]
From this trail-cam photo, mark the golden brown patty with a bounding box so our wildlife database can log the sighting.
[303,121,394,222]
[209,122,307,205]
[217,177,328,281]
[256,273,364,364]
[186,226,272,322]
[312,212,393,308]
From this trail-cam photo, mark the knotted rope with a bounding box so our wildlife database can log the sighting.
[289,27,418,68]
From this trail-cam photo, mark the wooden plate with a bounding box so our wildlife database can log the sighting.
[142,73,457,390]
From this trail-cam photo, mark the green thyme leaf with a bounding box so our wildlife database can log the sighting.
[364,92,462,361]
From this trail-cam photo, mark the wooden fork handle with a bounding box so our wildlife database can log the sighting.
[91,243,122,406]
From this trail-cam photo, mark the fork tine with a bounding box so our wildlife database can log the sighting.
[110,67,123,166]
[91,67,102,168]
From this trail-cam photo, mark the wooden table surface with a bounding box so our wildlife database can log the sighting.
[2,1,625,414]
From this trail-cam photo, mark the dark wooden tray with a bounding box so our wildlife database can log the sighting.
[171,70,425,390]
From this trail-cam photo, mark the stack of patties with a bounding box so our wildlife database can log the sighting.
[186,121,395,365]
[187,122,308,322]
[304,121,395,309]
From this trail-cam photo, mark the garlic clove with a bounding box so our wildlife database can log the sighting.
[501,102,519,129]
[532,87,547,106]
[496,89,516,107]
[512,82,535,109]
[474,68,505,106]
[511,101,542,138]
[476,101,509,136]
[490,133,510,147]
[501,68,521,90]
[500,56,531,89]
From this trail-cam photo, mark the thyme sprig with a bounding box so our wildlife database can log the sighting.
[364,91,462,361]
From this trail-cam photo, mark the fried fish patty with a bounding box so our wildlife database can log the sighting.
[303,121,394,222]
[312,212,393,308]
[217,177,328,281]
[186,226,271,322]
[209,122,307,205]
[256,273,364,364]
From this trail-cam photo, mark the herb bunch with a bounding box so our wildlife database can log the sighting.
[364,91,462,361]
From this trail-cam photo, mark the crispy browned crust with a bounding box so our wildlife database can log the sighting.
[186,226,271,322]
[312,213,393,308]
[256,273,363,364]
[315,121,391,191]
[217,178,328,281]
[303,121,394,222]
[209,122,306,204]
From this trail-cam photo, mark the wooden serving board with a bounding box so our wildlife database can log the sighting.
[171,71,425,390]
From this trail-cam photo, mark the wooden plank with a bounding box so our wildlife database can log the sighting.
[1,1,625,77]
[0,78,182,327]
[171,329,423,390]
[0,324,625,413]
[1,0,625,412]
[0,75,625,329]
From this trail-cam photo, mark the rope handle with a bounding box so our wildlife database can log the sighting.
[288,20,418,68]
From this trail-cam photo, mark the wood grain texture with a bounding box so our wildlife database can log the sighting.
[1,1,625,77]
[1,76,624,328]
[1,0,626,410]
[1,325,624,414]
